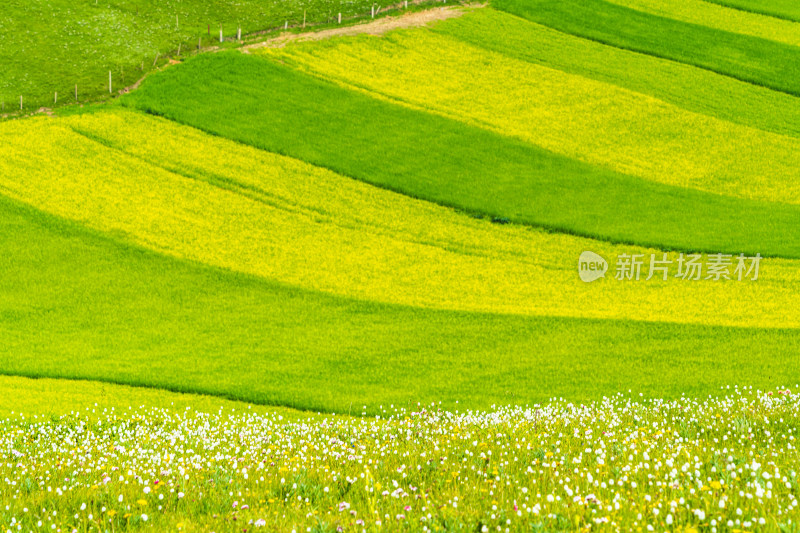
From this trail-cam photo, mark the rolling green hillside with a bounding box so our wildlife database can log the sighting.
[2,4,799,412]
[491,0,800,96]
[705,0,800,23]
[0,0,377,110]
[125,51,800,257]
[2,167,800,412]
[432,9,800,138]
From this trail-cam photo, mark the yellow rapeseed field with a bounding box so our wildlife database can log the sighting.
[264,30,800,204]
[0,110,798,328]
[604,0,800,47]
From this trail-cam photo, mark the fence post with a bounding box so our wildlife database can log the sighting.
[338,12,341,23]
[237,26,241,40]
[284,21,288,30]
[371,5,374,17]
[303,10,306,28]
[109,70,112,93]
[219,26,223,42]
[54,92,58,105]
[20,95,23,110]
[75,84,78,101]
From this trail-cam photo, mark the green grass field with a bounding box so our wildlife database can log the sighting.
[123,53,800,258]
[432,9,800,139]
[3,2,800,530]
[0,0,384,111]
[492,0,800,97]
[705,0,800,22]
[605,0,800,46]
[6,182,800,412]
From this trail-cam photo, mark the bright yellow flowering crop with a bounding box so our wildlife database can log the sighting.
[0,110,798,328]
[264,30,800,204]
[605,0,800,47]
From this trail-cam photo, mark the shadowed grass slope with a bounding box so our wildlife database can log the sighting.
[431,9,800,139]
[2,192,800,412]
[123,53,800,258]
[3,110,799,327]
[491,0,800,97]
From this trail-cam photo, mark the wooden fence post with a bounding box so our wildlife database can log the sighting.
[75,84,78,101]
[338,12,342,23]
[303,10,306,28]
[220,26,223,42]
[109,71,112,93]
[54,92,58,104]
[20,95,23,110]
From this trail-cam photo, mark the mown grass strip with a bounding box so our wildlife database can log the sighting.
[125,53,800,258]
[491,0,800,97]
[604,0,800,47]
[431,9,800,139]
[4,110,799,328]
[2,195,800,412]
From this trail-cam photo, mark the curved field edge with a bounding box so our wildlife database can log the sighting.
[2,186,800,413]
[703,0,800,24]
[0,375,314,420]
[2,110,800,329]
[121,53,800,258]
[263,28,800,206]
[0,0,430,111]
[604,0,800,47]
[491,0,800,98]
[429,9,800,140]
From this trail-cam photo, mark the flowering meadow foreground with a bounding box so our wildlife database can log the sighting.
[2,388,800,532]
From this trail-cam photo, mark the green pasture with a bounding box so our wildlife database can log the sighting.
[125,52,800,257]
[2,195,799,413]
[433,9,800,139]
[0,0,377,111]
[492,0,800,97]
[705,0,800,22]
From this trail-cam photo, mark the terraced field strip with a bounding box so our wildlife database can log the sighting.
[265,29,800,206]
[124,52,800,258]
[604,0,800,46]
[1,117,800,408]
[4,110,799,328]
[704,0,800,23]
[491,0,800,97]
[432,9,800,139]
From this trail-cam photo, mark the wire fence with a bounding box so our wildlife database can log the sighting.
[0,0,451,119]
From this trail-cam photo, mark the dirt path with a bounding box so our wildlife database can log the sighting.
[0,3,481,121]
[245,4,482,50]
